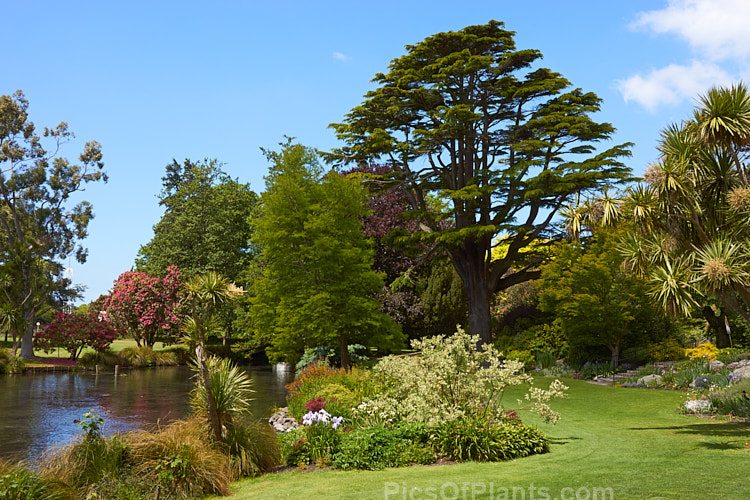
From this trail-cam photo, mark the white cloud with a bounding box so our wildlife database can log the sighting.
[632,0,750,61]
[616,60,732,111]
[332,51,350,62]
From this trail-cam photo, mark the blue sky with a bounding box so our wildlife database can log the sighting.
[4,0,748,302]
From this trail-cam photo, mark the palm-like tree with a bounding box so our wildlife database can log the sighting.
[694,83,750,184]
[618,83,750,346]
[183,272,243,441]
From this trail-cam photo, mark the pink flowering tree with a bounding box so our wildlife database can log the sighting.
[34,312,118,360]
[104,266,185,347]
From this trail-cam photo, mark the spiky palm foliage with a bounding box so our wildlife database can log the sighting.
[694,83,750,183]
[183,271,243,442]
[190,355,253,434]
[618,83,750,345]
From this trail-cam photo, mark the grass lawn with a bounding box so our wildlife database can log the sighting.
[219,379,750,500]
[1,338,171,364]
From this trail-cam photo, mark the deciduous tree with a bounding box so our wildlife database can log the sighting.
[250,140,404,368]
[103,266,184,347]
[0,90,105,357]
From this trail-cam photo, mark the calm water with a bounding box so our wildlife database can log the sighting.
[0,364,294,461]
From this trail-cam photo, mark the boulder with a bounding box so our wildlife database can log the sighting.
[637,374,663,386]
[731,364,750,380]
[709,360,725,372]
[269,407,300,433]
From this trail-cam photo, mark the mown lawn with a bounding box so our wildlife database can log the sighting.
[219,379,750,500]
[1,338,171,364]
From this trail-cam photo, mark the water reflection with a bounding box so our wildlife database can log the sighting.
[0,365,293,462]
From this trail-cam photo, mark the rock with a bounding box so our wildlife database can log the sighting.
[709,360,725,372]
[731,365,750,380]
[637,374,663,386]
[268,407,300,433]
[728,359,750,370]
[621,382,641,388]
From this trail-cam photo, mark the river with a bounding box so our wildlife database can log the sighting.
[0,364,293,461]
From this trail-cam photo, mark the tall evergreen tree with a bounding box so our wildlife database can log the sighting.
[330,21,631,344]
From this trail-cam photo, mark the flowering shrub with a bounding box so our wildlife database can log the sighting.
[285,365,376,420]
[34,312,118,360]
[304,397,326,413]
[370,327,567,426]
[104,266,184,346]
[287,409,346,465]
[686,342,719,361]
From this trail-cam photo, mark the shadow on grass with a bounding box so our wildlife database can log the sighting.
[548,436,583,445]
[694,441,747,451]
[630,422,750,437]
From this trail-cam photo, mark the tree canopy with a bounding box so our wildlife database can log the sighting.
[619,83,750,347]
[250,139,404,368]
[136,158,258,282]
[330,21,632,344]
[0,91,105,357]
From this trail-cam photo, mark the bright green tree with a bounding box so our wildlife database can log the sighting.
[250,139,404,368]
[0,91,105,357]
[538,230,661,366]
[329,21,631,345]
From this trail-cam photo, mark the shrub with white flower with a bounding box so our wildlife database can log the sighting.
[684,398,713,414]
[368,326,567,427]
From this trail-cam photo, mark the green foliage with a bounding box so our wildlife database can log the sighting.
[222,420,281,478]
[251,139,404,367]
[331,425,435,470]
[136,159,258,282]
[0,462,68,500]
[0,348,26,374]
[330,21,632,344]
[539,229,666,365]
[369,327,567,426]
[190,356,253,433]
[433,416,549,462]
[417,259,467,337]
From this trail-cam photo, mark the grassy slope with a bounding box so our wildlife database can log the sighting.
[1,339,171,362]
[220,379,750,500]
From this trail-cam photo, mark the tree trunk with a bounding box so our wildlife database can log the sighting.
[339,334,350,370]
[609,338,621,368]
[196,343,223,441]
[451,247,492,345]
[702,306,731,348]
[19,308,35,359]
